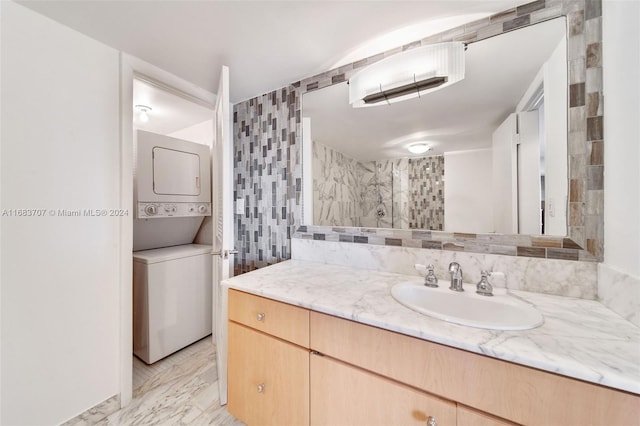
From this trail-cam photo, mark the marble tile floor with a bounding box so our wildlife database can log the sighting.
[97,337,244,425]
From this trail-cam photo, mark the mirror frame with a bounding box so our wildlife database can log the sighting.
[293,0,603,262]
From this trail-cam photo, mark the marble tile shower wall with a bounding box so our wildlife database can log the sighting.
[312,143,444,229]
[313,141,360,226]
[391,158,410,229]
[233,0,604,274]
[358,160,394,228]
[409,156,444,230]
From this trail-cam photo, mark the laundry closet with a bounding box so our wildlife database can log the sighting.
[131,77,215,364]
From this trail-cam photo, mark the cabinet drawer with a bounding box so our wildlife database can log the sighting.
[456,406,515,426]
[310,311,640,425]
[311,353,456,426]
[228,289,309,347]
[228,322,309,426]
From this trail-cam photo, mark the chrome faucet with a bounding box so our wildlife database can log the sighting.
[448,262,464,292]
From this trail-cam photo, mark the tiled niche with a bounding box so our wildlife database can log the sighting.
[233,0,604,274]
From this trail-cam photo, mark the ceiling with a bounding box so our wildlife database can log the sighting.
[18,0,527,103]
[304,18,565,161]
[133,78,213,135]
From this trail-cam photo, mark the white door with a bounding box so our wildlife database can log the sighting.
[492,113,518,234]
[212,65,234,405]
[517,110,542,235]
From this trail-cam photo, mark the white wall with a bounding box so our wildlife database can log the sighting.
[1,3,121,424]
[444,149,493,233]
[168,119,214,146]
[602,0,640,278]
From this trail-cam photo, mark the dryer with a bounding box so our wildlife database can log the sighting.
[133,130,211,251]
[135,130,211,219]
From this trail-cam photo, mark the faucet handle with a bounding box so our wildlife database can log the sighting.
[476,270,493,296]
[424,264,438,288]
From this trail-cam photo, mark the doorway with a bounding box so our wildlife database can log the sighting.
[119,54,218,406]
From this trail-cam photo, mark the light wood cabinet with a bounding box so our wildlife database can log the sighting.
[310,311,640,426]
[227,290,310,426]
[228,289,640,426]
[228,287,309,347]
[456,406,515,426]
[311,353,456,426]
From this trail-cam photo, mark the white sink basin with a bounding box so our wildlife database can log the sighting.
[391,282,544,330]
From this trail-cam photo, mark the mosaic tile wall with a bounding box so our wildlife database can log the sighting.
[232,88,301,274]
[233,0,604,272]
[409,156,445,230]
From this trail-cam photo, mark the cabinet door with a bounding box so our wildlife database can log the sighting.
[310,311,640,425]
[311,353,456,426]
[228,322,309,426]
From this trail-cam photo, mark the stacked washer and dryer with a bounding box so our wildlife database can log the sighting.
[133,130,213,364]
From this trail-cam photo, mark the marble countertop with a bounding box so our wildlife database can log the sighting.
[222,260,640,394]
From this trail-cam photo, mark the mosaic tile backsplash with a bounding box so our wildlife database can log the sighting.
[291,238,598,299]
[233,0,604,274]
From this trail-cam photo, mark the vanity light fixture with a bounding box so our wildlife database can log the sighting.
[349,42,465,107]
[407,143,431,154]
[135,105,152,123]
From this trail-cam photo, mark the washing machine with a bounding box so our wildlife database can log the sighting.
[133,244,212,364]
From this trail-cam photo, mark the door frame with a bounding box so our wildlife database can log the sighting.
[118,53,216,406]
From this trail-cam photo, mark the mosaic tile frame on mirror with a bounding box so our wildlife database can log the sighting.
[292,0,604,262]
[232,0,604,274]
[294,225,585,262]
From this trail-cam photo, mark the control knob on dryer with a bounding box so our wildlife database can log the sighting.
[145,205,157,216]
[198,205,207,214]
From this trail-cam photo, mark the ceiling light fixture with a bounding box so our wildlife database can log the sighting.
[349,42,465,107]
[135,105,152,123]
[407,143,431,154]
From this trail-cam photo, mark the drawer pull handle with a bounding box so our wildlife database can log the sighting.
[257,313,266,321]
[427,416,437,426]
[257,383,265,393]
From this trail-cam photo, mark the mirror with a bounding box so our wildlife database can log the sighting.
[303,17,567,236]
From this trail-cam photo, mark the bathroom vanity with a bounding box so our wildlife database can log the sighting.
[225,260,640,426]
